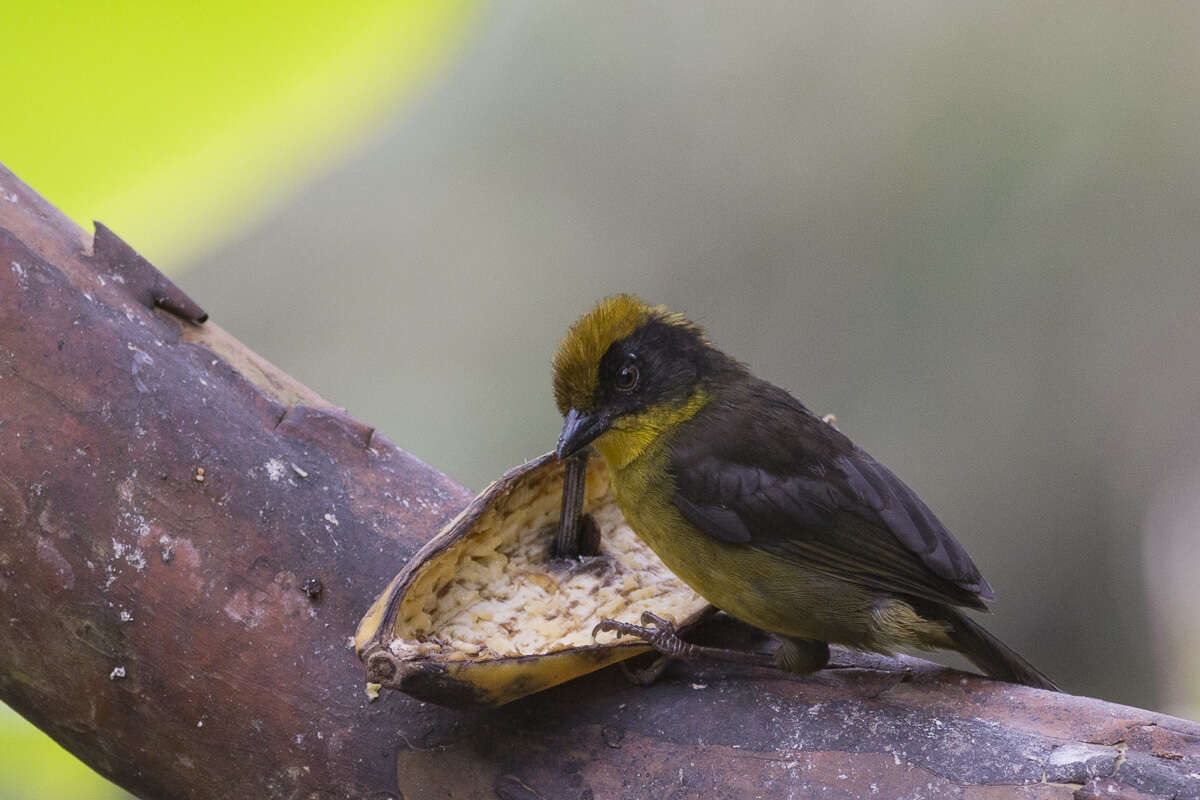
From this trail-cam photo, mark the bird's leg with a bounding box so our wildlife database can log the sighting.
[619,654,672,686]
[615,605,722,685]
[594,611,776,669]
[773,637,831,673]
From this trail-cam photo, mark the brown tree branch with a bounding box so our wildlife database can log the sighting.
[0,162,1196,800]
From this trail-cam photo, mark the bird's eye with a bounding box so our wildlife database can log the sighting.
[615,361,639,392]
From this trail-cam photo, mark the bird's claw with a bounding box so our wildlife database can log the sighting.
[591,617,644,641]
[639,610,675,632]
[593,612,687,658]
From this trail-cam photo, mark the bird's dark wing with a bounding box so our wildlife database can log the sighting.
[669,387,994,610]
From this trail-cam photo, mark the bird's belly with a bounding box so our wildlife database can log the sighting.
[612,473,878,645]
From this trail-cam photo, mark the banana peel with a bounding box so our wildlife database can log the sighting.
[356,453,709,709]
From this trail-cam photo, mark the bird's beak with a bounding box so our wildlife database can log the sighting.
[557,408,609,460]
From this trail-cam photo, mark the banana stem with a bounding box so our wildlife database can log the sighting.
[555,451,590,558]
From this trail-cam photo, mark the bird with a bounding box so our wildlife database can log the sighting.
[551,294,1057,690]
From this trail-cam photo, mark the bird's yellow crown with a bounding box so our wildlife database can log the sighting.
[552,294,702,414]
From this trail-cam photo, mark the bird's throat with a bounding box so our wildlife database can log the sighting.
[593,389,709,471]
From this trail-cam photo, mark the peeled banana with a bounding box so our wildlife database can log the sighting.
[356,453,709,708]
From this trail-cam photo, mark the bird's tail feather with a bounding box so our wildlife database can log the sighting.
[940,606,1056,690]
[936,606,1059,691]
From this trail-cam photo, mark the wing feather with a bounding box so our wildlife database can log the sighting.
[669,385,994,610]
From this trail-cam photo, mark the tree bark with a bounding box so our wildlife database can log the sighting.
[0,162,1197,800]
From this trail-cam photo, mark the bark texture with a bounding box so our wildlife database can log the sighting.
[0,162,1197,800]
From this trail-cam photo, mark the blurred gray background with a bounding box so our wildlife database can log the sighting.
[182,2,1200,715]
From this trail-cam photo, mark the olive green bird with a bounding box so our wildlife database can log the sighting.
[552,294,1057,690]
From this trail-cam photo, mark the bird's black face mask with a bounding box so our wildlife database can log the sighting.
[556,320,709,460]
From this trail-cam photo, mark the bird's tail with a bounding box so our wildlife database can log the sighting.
[934,606,1059,691]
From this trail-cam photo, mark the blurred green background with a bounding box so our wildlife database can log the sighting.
[5,2,1200,797]
[1,1,477,797]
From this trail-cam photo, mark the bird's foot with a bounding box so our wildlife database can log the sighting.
[594,611,776,669]
[619,654,672,686]
[593,612,691,658]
